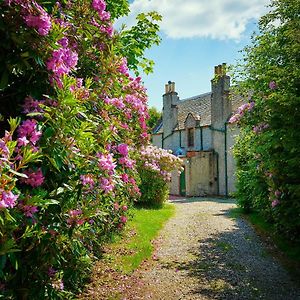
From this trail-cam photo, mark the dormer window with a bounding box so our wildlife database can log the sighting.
[188,128,194,147]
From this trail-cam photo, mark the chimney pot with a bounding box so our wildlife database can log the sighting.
[165,84,169,94]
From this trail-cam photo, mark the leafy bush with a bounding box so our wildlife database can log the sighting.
[0,0,161,298]
[232,0,300,241]
[137,146,183,207]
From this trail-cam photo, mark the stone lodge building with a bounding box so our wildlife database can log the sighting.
[152,64,243,197]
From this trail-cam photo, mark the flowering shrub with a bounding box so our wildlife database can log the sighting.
[232,0,300,241]
[137,145,183,206]
[0,0,161,298]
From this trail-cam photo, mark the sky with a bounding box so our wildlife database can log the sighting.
[119,0,271,110]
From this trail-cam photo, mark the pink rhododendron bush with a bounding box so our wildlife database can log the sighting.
[231,0,300,241]
[0,0,161,298]
[137,145,183,207]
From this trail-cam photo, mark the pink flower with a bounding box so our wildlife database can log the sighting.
[118,58,129,75]
[119,157,135,169]
[23,205,38,217]
[58,37,68,47]
[69,209,82,217]
[97,153,116,172]
[47,45,78,78]
[0,190,19,209]
[271,199,280,207]
[17,136,29,147]
[122,205,128,211]
[274,190,281,198]
[121,173,129,183]
[113,202,119,210]
[269,81,277,90]
[22,96,44,114]
[100,177,114,193]
[80,174,95,188]
[92,0,106,13]
[22,168,45,187]
[117,143,129,156]
[24,3,52,36]
[120,216,127,223]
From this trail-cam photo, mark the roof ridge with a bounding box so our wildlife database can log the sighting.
[180,92,211,102]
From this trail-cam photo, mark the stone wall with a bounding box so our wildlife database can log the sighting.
[184,151,218,196]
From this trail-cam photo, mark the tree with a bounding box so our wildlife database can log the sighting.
[147,106,161,132]
[232,0,300,240]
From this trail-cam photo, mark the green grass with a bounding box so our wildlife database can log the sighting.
[107,203,175,274]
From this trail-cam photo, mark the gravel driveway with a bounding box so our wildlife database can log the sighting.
[131,197,300,300]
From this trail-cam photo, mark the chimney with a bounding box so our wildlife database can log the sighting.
[214,63,227,78]
[211,63,231,127]
[165,81,176,94]
[162,81,179,144]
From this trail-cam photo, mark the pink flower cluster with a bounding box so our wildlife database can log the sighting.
[24,2,52,36]
[0,190,19,209]
[119,157,135,169]
[118,58,129,76]
[92,0,110,21]
[17,119,42,147]
[0,138,10,160]
[105,97,125,109]
[253,123,269,134]
[67,209,84,226]
[140,145,183,182]
[47,38,78,80]
[229,102,255,124]
[22,205,39,217]
[270,190,281,208]
[269,81,277,90]
[80,174,95,189]
[7,1,52,36]
[100,177,114,193]
[97,153,116,173]
[22,96,44,115]
[117,143,129,157]
[91,0,113,36]
[21,168,44,187]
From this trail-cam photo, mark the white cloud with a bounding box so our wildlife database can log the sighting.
[119,0,270,40]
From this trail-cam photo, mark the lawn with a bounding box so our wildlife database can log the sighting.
[106,203,175,274]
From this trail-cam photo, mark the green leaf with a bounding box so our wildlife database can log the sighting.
[8,169,28,178]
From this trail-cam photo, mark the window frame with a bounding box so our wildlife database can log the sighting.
[187,127,195,147]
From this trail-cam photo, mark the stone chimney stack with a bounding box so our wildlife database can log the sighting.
[211,63,231,128]
[163,81,179,142]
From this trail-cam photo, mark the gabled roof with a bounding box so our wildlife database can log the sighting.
[177,92,212,130]
[152,90,244,134]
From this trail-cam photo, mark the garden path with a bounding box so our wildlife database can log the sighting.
[129,197,300,300]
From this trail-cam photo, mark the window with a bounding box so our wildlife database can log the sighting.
[187,128,194,147]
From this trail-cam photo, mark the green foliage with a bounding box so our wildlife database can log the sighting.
[137,146,183,207]
[147,106,161,133]
[0,0,162,298]
[118,11,162,75]
[138,169,170,207]
[232,0,300,241]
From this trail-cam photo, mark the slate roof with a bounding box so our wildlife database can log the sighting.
[152,91,244,134]
[176,92,212,130]
[153,92,212,134]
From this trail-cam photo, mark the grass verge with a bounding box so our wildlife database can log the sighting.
[108,203,175,274]
[229,207,300,282]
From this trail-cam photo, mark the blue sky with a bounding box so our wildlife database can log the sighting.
[120,0,270,110]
